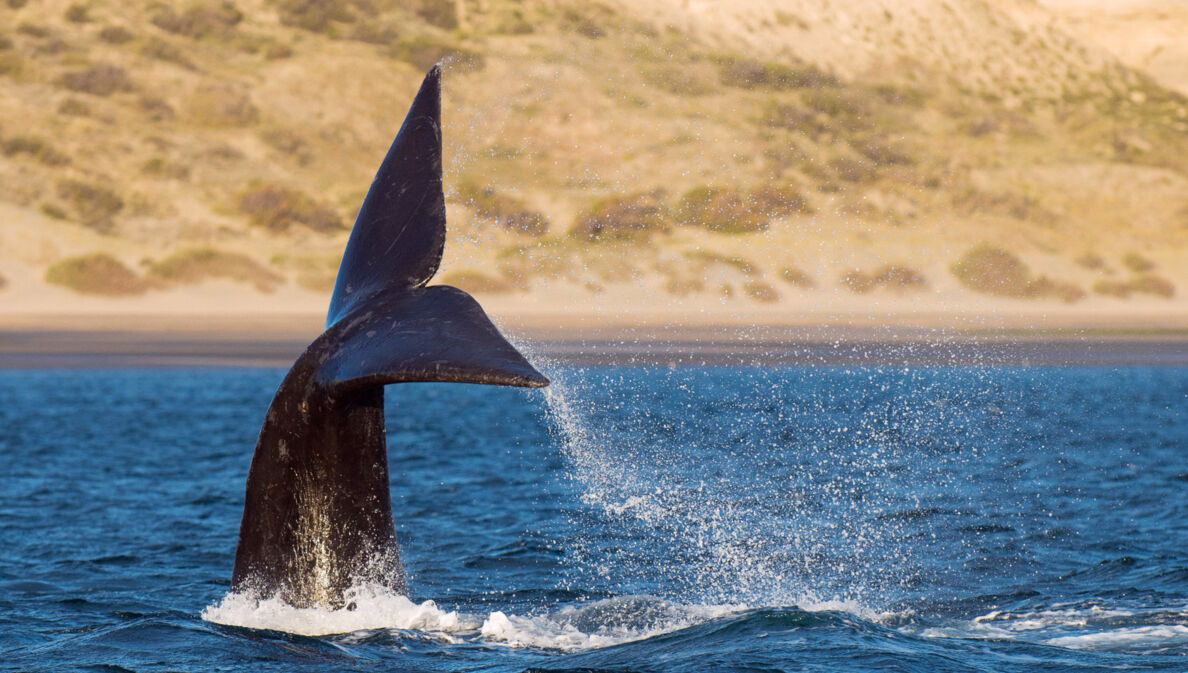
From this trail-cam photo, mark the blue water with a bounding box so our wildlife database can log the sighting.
[1,363,1185,671]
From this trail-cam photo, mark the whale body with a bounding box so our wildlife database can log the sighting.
[230,66,548,607]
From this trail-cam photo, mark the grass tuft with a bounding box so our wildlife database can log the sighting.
[1121,252,1155,273]
[1,135,71,166]
[59,63,133,96]
[780,266,815,288]
[459,184,549,236]
[951,245,1083,302]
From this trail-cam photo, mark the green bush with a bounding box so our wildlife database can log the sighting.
[572,192,669,242]
[237,183,343,233]
[440,270,514,295]
[146,248,282,292]
[59,63,133,96]
[873,264,927,290]
[46,253,145,295]
[57,180,123,233]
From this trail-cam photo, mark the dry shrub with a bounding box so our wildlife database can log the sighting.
[1075,251,1106,270]
[1,136,71,166]
[780,266,815,288]
[873,264,927,290]
[141,38,194,68]
[677,186,766,233]
[1129,274,1175,298]
[829,157,876,183]
[59,64,133,96]
[716,56,836,90]
[46,253,145,295]
[460,184,549,236]
[1026,276,1085,303]
[762,102,832,139]
[139,95,176,121]
[953,187,1046,221]
[40,203,68,220]
[0,270,6,290]
[854,137,914,166]
[140,157,190,180]
[57,180,123,233]
[951,245,1084,302]
[572,192,669,242]
[237,183,343,233]
[750,184,810,216]
[185,85,258,126]
[349,21,400,45]
[147,248,281,292]
[951,245,1031,296]
[151,3,243,39]
[440,270,514,295]
[1122,252,1155,273]
[0,35,11,50]
[802,89,872,131]
[642,65,715,97]
[744,280,780,303]
[276,0,355,32]
[64,3,91,23]
[1092,279,1130,298]
[260,128,309,161]
[0,51,22,76]
[413,0,457,30]
[840,270,876,294]
[683,250,758,276]
[389,38,484,73]
[58,98,90,116]
[98,25,134,44]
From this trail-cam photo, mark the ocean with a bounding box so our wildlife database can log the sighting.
[1,361,1185,671]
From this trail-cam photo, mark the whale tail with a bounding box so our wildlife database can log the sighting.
[231,66,546,606]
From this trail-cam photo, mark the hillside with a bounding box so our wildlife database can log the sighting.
[0,0,1185,328]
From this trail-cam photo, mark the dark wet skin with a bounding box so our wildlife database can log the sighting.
[230,67,548,608]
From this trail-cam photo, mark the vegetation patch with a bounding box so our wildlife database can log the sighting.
[1075,251,1106,271]
[951,245,1084,302]
[839,270,876,294]
[440,270,514,295]
[146,248,281,292]
[572,192,669,242]
[1096,274,1176,299]
[59,64,134,96]
[151,3,243,40]
[678,186,765,233]
[141,38,195,68]
[98,25,135,44]
[237,183,343,233]
[185,84,259,126]
[459,184,548,236]
[46,253,145,295]
[780,266,815,288]
[715,56,836,90]
[683,250,758,276]
[1121,252,1155,273]
[58,98,90,116]
[497,241,578,288]
[743,280,780,303]
[1,135,71,166]
[873,264,927,290]
[642,65,716,97]
[57,179,123,233]
[750,184,810,216]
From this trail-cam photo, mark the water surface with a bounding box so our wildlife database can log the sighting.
[1,364,1185,671]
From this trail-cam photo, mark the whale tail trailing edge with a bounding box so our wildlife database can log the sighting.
[231,66,546,606]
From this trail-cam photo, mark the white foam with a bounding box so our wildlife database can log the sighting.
[201,584,478,638]
[203,587,745,650]
[1045,625,1188,650]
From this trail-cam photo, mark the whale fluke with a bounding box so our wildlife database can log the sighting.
[230,67,548,608]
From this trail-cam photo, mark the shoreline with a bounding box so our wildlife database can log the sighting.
[1,314,1185,368]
